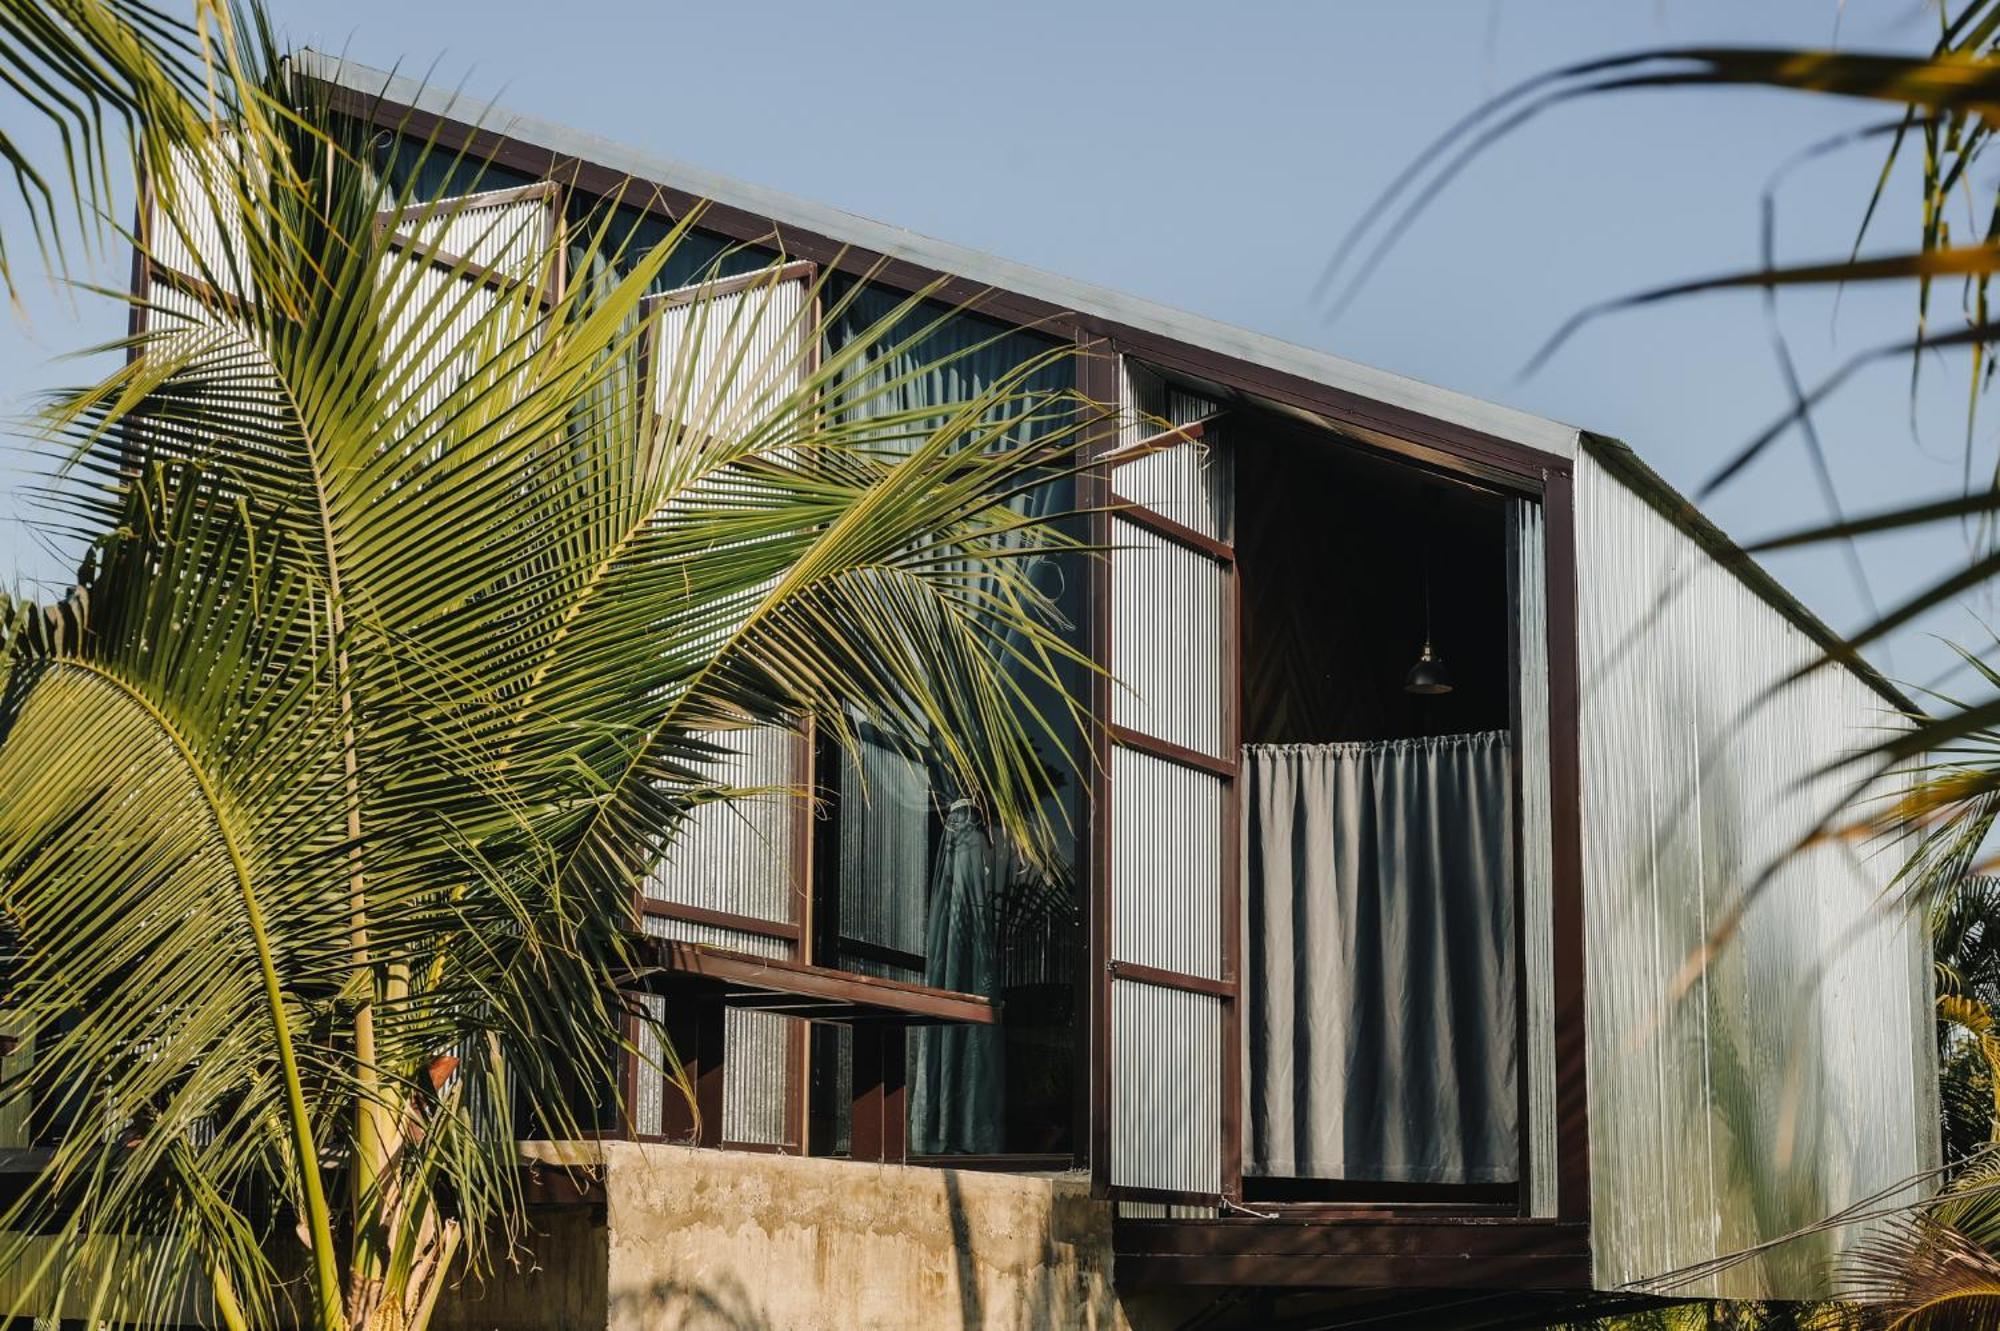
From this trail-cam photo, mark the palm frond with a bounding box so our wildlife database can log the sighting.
[1,38,1099,1327]
[0,0,243,296]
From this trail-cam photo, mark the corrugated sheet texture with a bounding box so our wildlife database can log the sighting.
[646,726,800,925]
[1120,359,1220,444]
[1111,517,1227,757]
[650,273,809,443]
[389,184,554,273]
[837,735,931,958]
[719,1008,790,1146]
[1107,378,1233,1198]
[148,176,556,454]
[1116,360,1230,542]
[639,270,807,1142]
[147,142,250,294]
[638,916,794,1145]
[1111,747,1224,980]
[1111,980,1223,1194]
[1514,499,1560,1218]
[644,273,808,938]
[378,191,554,455]
[634,993,667,1138]
[1577,451,1935,1298]
[1114,1202,1221,1220]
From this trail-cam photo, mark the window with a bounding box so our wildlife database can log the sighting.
[806,283,1088,1162]
[1102,363,1560,1210]
[1233,423,1538,1200]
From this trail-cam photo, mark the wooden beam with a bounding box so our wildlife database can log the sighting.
[624,939,998,1026]
[849,1021,908,1163]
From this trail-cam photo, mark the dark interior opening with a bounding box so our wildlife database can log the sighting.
[1235,418,1524,1201]
[1236,423,1512,747]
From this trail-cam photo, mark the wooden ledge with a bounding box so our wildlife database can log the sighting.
[1113,1215,1592,1290]
[622,938,999,1026]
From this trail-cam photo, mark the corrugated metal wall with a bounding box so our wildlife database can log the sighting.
[636,273,816,1148]
[147,142,249,294]
[647,727,800,925]
[1110,521,1228,755]
[1513,499,1561,1218]
[1115,361,1228,540]
[1576,447,1935,1297]
[388,184,555,272]
[1110,747,1224,979]
[639,916,794,1145]
[1106,390,1234,1203]
[378,186,554,436]
[1110,980,1224,1194]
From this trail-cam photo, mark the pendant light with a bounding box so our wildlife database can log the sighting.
[1405,497,1454,695]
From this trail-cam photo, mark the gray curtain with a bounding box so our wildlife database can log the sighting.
[908,801,1006,1155]
[1244,732,1518,1184]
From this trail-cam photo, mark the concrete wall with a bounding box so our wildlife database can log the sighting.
[438,1142,1145,1331]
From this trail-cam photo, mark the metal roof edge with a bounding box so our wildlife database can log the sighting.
[290,53,1905,714]
[293,48,1579,462]
[1578,431,1918,717]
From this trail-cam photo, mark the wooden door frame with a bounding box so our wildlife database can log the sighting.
[1080,332,1589,1238]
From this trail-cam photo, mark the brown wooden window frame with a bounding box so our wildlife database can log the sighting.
[307,85,1589,1253]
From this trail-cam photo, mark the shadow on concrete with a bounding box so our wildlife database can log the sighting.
[611,1273,773,1331]
[941,1167,985,1330]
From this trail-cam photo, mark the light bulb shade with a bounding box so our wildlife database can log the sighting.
[1404,642,1453,695]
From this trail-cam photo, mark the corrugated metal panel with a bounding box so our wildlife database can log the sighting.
[1110,517,1226,757]
[388,184,553,275]
[141,284,271,402]
[837,734,931,958]
[1111,980,1223,1194]
[639,274,815,1150]
[634,993,666,1138]
[377,191,555,462]
[1106,358,1234,1201]
[1119,358,1220,443]
[1115,362,1231,542]
[153,151,551,293]
[147,142,249,294]
[646,726,799,925]
[1514,499,1560,1218]
[1114,1202,1221,1220]
[650,273,809,445]
[639,914,789,956]
[1577,451,1932,1298]
[1111,747,1224,981]
[645,273,809,925]
[718,1009,791,1146]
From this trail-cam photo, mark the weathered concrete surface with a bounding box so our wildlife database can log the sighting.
[439,1141,1146,1331]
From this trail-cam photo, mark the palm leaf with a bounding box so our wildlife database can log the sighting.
[2,39,1100,1328]
[0,0,252,296]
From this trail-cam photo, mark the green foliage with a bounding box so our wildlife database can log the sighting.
[0,0,248,295]
[0,26,1099,1330]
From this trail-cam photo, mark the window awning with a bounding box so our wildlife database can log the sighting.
[621,937,999,1026]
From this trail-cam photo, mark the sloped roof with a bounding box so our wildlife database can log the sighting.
[295,50,1579,462]
[293,50,1912,715]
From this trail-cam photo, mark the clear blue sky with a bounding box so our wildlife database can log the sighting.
[2,0,1981,690]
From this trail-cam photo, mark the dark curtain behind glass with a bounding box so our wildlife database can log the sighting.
[822,282,1084,1156]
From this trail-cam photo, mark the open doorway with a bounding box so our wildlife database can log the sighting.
[1235,422,1531,1202]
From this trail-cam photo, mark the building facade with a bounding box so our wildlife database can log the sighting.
[122,51,1943,1328]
